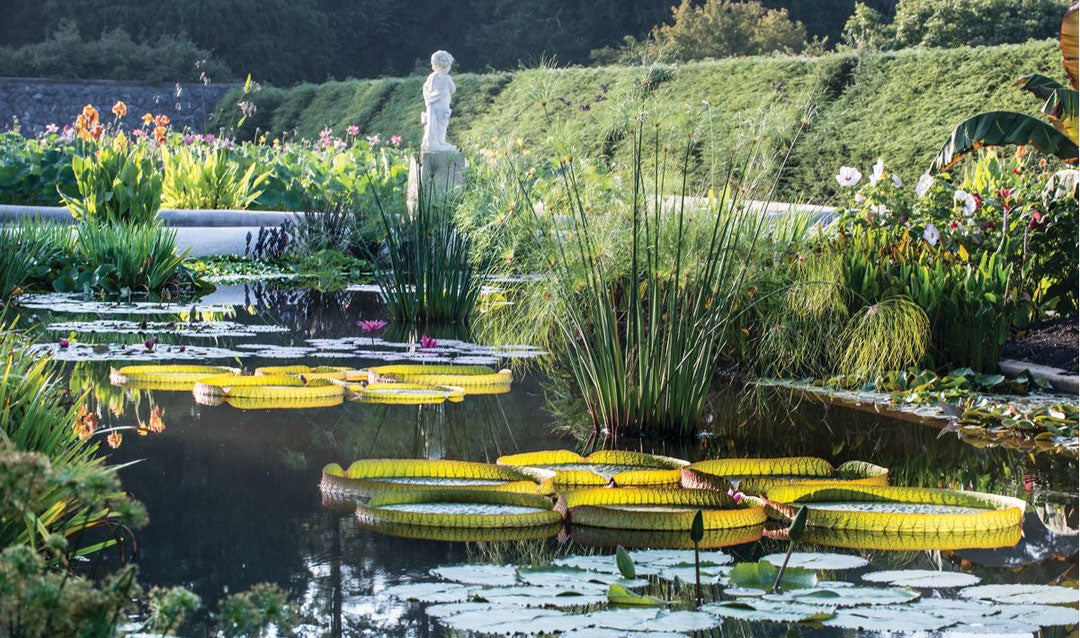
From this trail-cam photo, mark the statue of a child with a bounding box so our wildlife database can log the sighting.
[421,50,457,152]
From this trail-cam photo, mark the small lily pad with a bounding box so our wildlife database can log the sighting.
[762,552,869,571]
[430,564,519,587]
[702,598,836,623]
[822,605,954,631]
[380,581,474,603]
[769,586,920,607]
[630,549,733,568]
[959,584,1079,606]
[862,569,981,588]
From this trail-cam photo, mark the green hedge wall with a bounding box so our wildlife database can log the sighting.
[208,39,1062,200]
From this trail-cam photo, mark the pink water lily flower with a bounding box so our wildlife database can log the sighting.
[357,319,389,333]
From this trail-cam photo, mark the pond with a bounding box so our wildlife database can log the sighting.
[19,284,1079,637]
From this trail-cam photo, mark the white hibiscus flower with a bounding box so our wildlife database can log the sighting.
[915,174,933,198]
[954,189,977,216]
[836,166,862,187]
[922,223,940,246]
[869,158,885,186]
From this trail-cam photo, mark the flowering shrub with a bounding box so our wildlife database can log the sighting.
[1,105,411,214]
[832,149,1078,312]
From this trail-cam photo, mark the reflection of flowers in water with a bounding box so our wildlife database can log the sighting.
[73,406,100,439]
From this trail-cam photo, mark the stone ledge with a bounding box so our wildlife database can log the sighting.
[0,204,298,228]
[999,359,1079,395]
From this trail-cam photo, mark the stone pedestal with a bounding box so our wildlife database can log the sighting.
[407,150,466,212]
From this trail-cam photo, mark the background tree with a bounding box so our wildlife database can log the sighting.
[651,0,807,61]
[891,0,1067,49]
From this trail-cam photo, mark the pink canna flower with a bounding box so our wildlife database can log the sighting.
[390,134,402,147]
[420,334,438,350]
[346,124,360,136]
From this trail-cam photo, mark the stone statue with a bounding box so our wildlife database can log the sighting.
[421,50,457,152]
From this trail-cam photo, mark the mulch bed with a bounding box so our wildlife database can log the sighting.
[1001,315,1079,374]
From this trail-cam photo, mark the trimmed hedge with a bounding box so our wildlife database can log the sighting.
[209,39,1063,199]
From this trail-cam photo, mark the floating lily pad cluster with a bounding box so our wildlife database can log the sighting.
[371,549,1079,637]
[321,451,1027,553]
[109,363,513,409]
[798,367,1079,454]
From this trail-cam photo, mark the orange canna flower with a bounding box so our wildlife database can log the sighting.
[154,114,170,127]
[81,104,99,125]
[107,431,123,449]
[154,125,167,144]
[148,405,165,433]
[112,101,127,117]
[142,112,154,125]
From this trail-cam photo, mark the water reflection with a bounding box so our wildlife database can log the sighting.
[22,290,1077,636]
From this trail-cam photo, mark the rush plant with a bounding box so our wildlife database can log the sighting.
[528,122,766,440]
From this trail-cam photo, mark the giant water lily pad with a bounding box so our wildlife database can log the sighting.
[356,489,561,529]
[958,583,1080,605]
[765,484,1026,535]
[500,450,688,487]
[762,552,869,571]
[686,457,888,493]
[861,569,981,588]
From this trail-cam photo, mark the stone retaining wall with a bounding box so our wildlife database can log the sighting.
[0,77,235,134]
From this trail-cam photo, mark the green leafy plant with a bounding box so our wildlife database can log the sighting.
[66,221,200,295]
[161,146,270,210]
[0,220,75,298]
[60,136,163,225]
[0,328,146,561]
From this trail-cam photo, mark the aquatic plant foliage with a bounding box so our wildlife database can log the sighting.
[356,489,562,529]
[16,292,235,315]
[109,364,240,391]
[34,341,243,362]
[47,319,289,338]
[498,449,690,487]
[561,488,766,531]
[321,458,550,499]
[372,548,1078,637]
[764,484,1026,533]
[352,382,469,405]
[685,457,889,493]
[253,365,357,380]
[367,364,512,393]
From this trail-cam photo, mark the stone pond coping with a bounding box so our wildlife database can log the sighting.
[0,200,838,257]
[0,204,298,256]
[999,359,1079,395]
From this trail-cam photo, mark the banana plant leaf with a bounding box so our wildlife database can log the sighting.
[1017,73,1079,143]
[930,111,1079,174]
[1063,3,1078,89]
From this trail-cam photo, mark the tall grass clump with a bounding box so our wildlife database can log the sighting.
[524,122,768,441]
[0,220,75,298]
[75,222,192,294]
[368,170,482,325]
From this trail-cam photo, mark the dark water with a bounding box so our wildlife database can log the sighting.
[23,284,1078,636]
